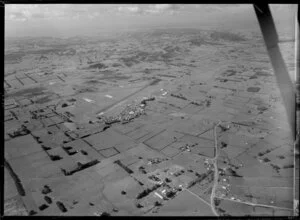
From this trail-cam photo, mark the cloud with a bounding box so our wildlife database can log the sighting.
[87,12,100,19]
[5,4,98,22]
[145,4,182,14]
[5,4,252,23]
[5,5,39,21]
[7,4,244,22]
[7,12,27,22]
[31,13,45,19]
[117,5,143,14]
[153,4,181,11]
[116,4,183,15]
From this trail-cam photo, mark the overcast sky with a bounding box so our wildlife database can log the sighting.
[5,4,297,38]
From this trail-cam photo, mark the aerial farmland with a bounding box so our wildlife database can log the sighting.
[4,4,298,217]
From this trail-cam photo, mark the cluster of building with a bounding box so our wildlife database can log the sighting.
[100,97,155,125]
[135,165,188,210]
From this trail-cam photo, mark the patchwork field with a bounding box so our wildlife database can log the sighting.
[4,26,297,216]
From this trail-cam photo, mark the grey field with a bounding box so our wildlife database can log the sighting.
[4,4,298,216]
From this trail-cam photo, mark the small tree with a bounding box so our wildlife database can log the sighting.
[154,201,162,206]
[214,198,221,206]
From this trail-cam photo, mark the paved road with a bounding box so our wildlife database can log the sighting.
[209,121,222,216]
[215,196,294,211]
[208,120,294,216]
